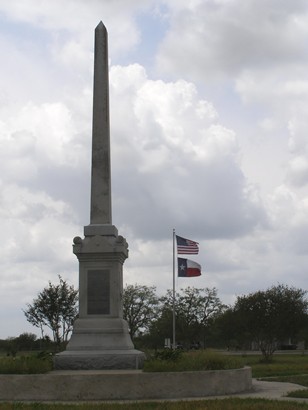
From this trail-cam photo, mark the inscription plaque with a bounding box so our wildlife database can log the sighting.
[87,269,110,314]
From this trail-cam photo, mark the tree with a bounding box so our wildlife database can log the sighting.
[15,332,37,351]
[212,307,248,350]
[146,306,174,349]
[24,275,78,348]
[123,284,160,338]
[230,284,308,361]
[157,287,226,347]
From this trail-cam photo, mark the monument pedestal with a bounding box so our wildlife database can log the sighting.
[54,225,145,370]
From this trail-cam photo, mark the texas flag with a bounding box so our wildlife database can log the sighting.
[178,258,201,277]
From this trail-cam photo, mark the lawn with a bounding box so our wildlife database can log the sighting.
[242,353,308,378]
[0,399,308,410]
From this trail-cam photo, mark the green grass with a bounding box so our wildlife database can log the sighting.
[0,350,243,375]
[0,399,308,410]
[0,354,53,374]
[2,350,308,377]
[240,353,308,378]
[288,389,308,398]
[144,349,244,372]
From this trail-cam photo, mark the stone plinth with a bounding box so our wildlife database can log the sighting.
[54,350,144,370]
[54,225,145,370]
[65,318,134,350]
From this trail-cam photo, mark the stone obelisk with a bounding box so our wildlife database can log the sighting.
[54,22,144,370]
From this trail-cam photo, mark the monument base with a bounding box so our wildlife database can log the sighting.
[64,318,135,350]
[54,349,145,370]
[54,317,145,370]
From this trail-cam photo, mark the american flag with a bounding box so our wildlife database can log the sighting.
[176,235,199,254]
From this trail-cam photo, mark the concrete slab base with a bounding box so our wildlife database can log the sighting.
[0,367,252,401]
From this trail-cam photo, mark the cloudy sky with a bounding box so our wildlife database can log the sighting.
[1,0,308,339]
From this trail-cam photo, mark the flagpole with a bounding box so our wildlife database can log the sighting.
[172,228,176,349]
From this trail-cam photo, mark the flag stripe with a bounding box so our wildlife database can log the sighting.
[176,235,199,254]
[186,267,201,277]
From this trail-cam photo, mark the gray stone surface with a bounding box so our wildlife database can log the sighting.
[0,367,252,401]
[65,318,134,350]
[53,350,145,370]
[72,235,128,318]
[91,21,112,225]
[84,224,118,237]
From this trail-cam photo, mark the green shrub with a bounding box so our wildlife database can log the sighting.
[153,348,182,361]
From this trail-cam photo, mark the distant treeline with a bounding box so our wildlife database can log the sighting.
[0,332,56,356]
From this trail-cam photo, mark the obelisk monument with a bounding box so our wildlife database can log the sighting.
[54,22,144,370]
